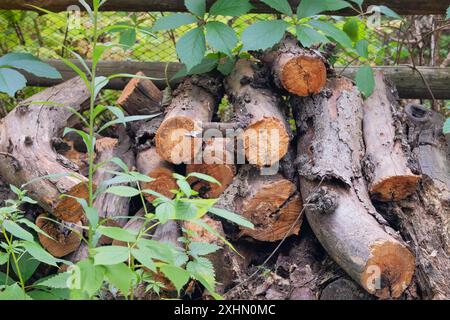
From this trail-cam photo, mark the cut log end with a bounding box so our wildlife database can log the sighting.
[240,179,302,242]
[54,182,90,223]
[370,175,421,201]
[142,167,177,202]
[36,213,82,258]
[361,240,415,299]
[243,117,290,167]
[187,164,235,199]
[280,56,327,96]
[156,116,201,164]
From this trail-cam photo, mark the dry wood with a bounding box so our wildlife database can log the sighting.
[93,131,135,237]
[261,34,327,96]
[187,138,237,199]
[363,72,420,201]
[225,59,291,167]
[0,77,90,223]
[374,104,450,300]
[293,77,415,299]
[4,0,446,15]
[36,213,82,258]
[117,71,163,116]
[216,165,302,242]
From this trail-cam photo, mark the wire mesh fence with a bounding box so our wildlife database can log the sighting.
[0,10,271,62]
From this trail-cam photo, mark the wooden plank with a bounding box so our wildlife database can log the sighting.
[1,0,448,15]
[23,59,450,99]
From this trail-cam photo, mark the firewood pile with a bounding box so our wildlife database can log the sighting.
[0,34,448,300]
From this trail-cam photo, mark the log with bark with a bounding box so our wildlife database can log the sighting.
[93,130,135,237]
[155,75,223,164]
[292,76,415,299]
[260,33,327,96]
[374,103,450,300]
[0,77,90,223]
[187,138,237,199]
[362,72,420,201]
[225,59,291,167]
[216,165,302,242]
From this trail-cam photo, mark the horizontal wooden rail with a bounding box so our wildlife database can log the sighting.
[22,59,450,99]
[1,0,449,15]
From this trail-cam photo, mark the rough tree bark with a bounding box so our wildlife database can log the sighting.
[155,75,223,164]
[292,77,415,299]
[0,77,90,223]
[225,59,291,167]
[260,33,327,96]
[216,165,302,242]
[374,103,450,300]
[93,130,135,231]
[362,72,421,201]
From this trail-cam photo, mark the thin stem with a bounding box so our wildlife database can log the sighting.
[2,228,25,292]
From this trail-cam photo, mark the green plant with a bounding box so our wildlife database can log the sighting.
[0,53,61,97]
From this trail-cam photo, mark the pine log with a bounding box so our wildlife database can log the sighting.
[225,59,291,167]
[155,75,223,164]
[93,131,135,234]
[186,138,237,198]
[36,213,82,258]
[293,77,415,299]
[117,71,163,116]
[216,165,302,242]
[260,33,327,96]
[363,72,420,201]
[374,104,450,300]
[0,77,90,223]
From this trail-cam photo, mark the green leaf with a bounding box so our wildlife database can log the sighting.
[155,202,176,224]
[308,20,353,48]
[84,206,99,230]
[187,172,221,185]
[343,17,360,42]
[297,0,351,18]
[106,185,140,197]
[131,247,157,272]
[72,260,105,297]
[355,39,369,59]
[261,0,293,15]
[355,64,375,97]
[185,0,206,17]
[0,283,32,300]
[0,68,27,97]
[159,265,190,294]
[447,6,450,19]
[189,242,220,257]
[242,20,289,51]
[97,226,138,243]
[93,246,130,265]
[21,241,61,267]
[209,0,253,16]
[36,272,70,289]
[377,5,401,19]
[12,252,40,282]
[296,25,329,47]
[104,263,136,296]
[205,22,238,56]
[177,179,193,197]
[2,220,34,241]
[153,13,197,31]
[443,118,450,134]
[176,27,206,71]
[119,28,137,48]
[0,53,61,79]
[217,56,235,75]
[186,257,215,288]
[209,207,254,229]
[0,271,14,285]
[171,56,219,80]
